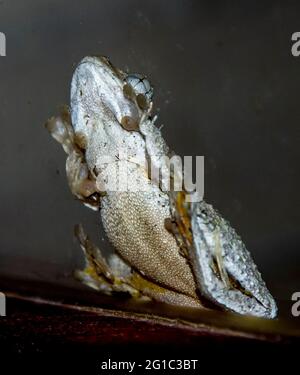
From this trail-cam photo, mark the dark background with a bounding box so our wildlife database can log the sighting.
[0,0,299,317]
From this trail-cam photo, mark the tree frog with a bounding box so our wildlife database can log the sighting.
[46,56,277,319]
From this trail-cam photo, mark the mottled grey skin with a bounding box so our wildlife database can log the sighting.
[47,56,277,318]
[189,201,277,318]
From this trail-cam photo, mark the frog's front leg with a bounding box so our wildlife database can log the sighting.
[46,107,100,209]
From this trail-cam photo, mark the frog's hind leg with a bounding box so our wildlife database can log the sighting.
[74,224,142,297]
[46,106,100,210]
[74,224,203,307]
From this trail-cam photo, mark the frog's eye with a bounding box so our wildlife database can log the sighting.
[125,73,153,102]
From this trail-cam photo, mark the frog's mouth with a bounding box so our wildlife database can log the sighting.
[72,56,157,144]
[71,55,144,136]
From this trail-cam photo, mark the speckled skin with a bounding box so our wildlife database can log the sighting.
[70,56,199,304]
[47,56,277,318]
[101,190,197,298]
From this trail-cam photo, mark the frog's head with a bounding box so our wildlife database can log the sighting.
[70,56,153,138]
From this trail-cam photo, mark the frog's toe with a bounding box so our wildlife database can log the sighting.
[45,106,74,155]
[66,151,100,209]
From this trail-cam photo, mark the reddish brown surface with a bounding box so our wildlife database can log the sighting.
[0,276,299,362]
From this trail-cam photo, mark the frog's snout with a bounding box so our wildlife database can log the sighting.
[70,56,140,135]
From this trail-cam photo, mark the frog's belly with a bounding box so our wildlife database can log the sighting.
[100,187,198,299]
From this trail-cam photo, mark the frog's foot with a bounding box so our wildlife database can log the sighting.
[74,224,202,308]
[46,107,100,210]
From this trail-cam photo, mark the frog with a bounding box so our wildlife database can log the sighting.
[46,55,277,319]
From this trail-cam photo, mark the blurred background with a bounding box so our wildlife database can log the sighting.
[0,0,299,318]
